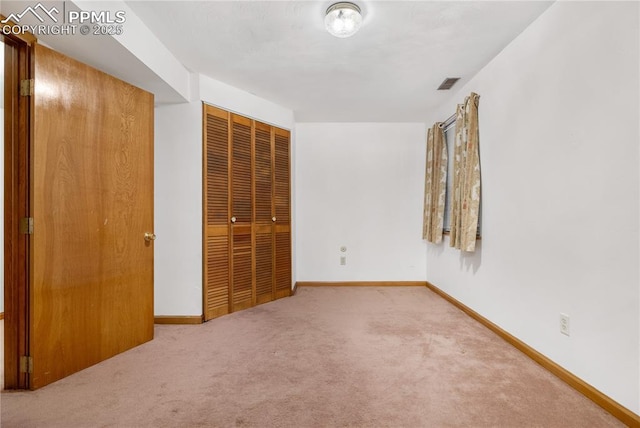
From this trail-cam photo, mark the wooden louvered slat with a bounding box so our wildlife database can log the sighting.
[255,231,274,304]
[206,234,230,319]
[254,124,272,224]
[232,119,252,223]
[274,131,290,224]
[205,114,228,226]
[232,230,252,310]
[275,231,291,299]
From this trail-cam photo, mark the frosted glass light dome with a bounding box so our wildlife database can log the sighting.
[325,2,362,38]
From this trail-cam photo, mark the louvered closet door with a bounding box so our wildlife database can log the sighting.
[274,128,292,299]
[203,105,231,321]
[230,114,254,311]
[254,122,275,304]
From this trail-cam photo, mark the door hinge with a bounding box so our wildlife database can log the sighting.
[19,217,34,235]
[19,356,33,374]
[20,79,34,97]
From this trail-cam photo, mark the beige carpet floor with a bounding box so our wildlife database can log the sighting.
[0,286,623,427]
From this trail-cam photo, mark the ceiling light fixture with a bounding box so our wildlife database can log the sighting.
[325,2,363,38]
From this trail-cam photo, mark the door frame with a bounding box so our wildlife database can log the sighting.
[2,19,36,390]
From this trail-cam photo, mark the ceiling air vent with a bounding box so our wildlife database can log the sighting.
[437,77,460,90]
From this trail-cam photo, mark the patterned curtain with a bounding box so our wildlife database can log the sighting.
[450,92,481,252]
[422,123,447,243]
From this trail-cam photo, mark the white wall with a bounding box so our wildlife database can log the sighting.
[295,123,427,282]
[154,74,295,316]
[70,0,192,103]
[425,1,639,413]
[154,99,203,316]
[200,75,294,130]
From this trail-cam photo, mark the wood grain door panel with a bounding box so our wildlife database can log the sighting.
[254,122,272,224]
[230,114,252,225]
[275,229,291,299]
[274,129,290,225]
[230,114,253,310]
[254,122,274,304]
[274,128,291,299]
[31,44,154,388]
[205,227,230,320]
[255,225,274,305]
[205,109,229,227]
[231,225,252,311]
[203,105,231,320]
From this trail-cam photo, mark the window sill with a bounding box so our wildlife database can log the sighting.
[442,230,482,240]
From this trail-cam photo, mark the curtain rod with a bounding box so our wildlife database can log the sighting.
[439,113,456,130]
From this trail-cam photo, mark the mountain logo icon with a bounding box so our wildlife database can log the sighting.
[1,3,60,24]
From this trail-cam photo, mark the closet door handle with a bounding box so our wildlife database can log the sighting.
[230,216,237,224]
[272,217,276,222]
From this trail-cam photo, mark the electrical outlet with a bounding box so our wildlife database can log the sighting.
[340,256,346,266]
[560,313,570,336]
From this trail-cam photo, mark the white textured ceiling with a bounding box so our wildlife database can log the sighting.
[127,1,553,121]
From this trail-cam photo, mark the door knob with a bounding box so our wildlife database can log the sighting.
[272,217,276,222]
[144,233,156,242]
[231,216,237,224]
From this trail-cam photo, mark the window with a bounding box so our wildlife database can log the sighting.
[442,121,481,236]
[443,124,455,233]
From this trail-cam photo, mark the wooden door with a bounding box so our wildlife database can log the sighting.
[274,128,291,299]
[203,105,230,321]
[254,122,274,305]
[202,106,291,319]
[30,44,154,389]
[230,114,253,311]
